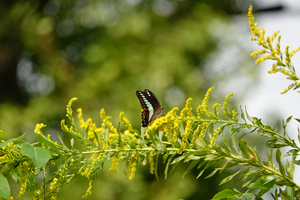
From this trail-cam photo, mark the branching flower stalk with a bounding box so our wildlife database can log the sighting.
[248,5,300,94]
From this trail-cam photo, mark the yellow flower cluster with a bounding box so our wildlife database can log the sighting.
[34,123,46,134]
[202,87,214,118]
[128,151,137,181]
[148,151,155,174]
[222,93,234,119]
[248,5,300,94]
[119,111,134,132]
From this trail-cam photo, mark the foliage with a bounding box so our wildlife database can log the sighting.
[1,5,300,200]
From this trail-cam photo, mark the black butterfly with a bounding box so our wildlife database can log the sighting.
[136,89,164,127]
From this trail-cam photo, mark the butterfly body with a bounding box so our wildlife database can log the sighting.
[136,89,164,127]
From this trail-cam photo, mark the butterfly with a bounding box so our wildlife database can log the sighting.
[136,89,164,127]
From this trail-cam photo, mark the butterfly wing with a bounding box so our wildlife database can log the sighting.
[136,89,164,127]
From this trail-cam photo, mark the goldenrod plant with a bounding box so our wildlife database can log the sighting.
[1,5,300,200]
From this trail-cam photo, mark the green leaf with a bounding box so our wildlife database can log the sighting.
[154,154,159,181]
[248,176,276,190]
[230,126,244,136]
[164,154,175,180]
[295,118,300,123]
[231,136,239,154]
[243,192,255,200]
[0,133,26,148]
[222,133,230,151]
[57,132,69,150]
[122,160,128,177]
[286,115,293,124]
[276,148,286,177]
[285,186,295,199]
[171,155,185,165]
[212,189,237,200]
[238,138,250,159]
[37,134,64,158]
[205,168,220,179]
[182,160,200,178]
[240,106,246,123]
[245,106,253,123]
[21,143,51,168]
[219,168,244,185]
[285,159,295,179]
[0,173,11,199]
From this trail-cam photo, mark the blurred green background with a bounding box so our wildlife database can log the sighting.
[0,0,262,199]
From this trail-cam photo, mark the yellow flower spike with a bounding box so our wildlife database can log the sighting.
[222,93,233,119]
[185,97,193,117]
[34,123,46,134]
[209,126,221,148]
[290,46,300,57]
[281,82,299,94]
[171,117,180,143]
[128,151,137,181]
[196,104,203,118]
[66,97,78,119]
[285,46,291,66]
[270,31,279,42]
[191,123,202,145]
[148,151,155,174]
[150,118,163,131]
[100,108,106,120]
[250,49,268,58]
[119,111,134,132]
[198,121,207,139]
[77,108,85,128]
[232,109,238,122]
[212,103,220,118]
[82,180,94,199]
[202,87,214,118]
[109,155,119,173]
[178,119,192,154]
[255,55,272,65]
[180,107,188,120]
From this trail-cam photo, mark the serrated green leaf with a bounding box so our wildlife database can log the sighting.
[0,173,11,199]
[276,148,285,177]
[0,133,26,148]
[21,143,51,168]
